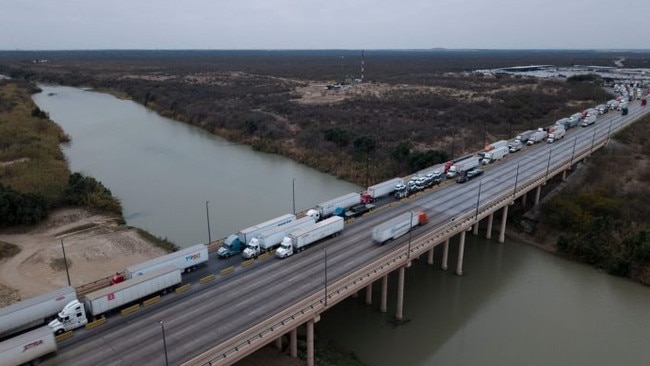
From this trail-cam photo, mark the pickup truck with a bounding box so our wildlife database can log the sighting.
[343,203,375,220]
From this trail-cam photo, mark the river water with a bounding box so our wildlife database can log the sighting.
[32,84,650,366]
[32,85,360,248]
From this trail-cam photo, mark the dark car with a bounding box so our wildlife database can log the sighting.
[456,168,483,184]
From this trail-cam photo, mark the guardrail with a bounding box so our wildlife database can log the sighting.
[184,105,650,365]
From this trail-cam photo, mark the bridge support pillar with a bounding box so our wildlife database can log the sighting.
[290,328,298,358]
[395,266,406,321]
[486,213,494,240]
[307,319,315,366]
[499,204,509,243]
[562,169,567,181]
[427,247,434,265]
[275,336,282,350]
[473,221,479,236]
[442,239,449,271]
[365,283,373,305]
[521,191,527,206]
[534,185,542,206]
[380,275,388,312]
[456,231,466,276]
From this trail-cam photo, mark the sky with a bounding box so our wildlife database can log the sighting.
[2,0,649,50]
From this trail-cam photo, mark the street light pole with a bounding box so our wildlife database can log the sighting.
[365,157,370,189]
[590,126,597,153]
[205,201,211,245]
[323,248,328,307]
[407,211,413,259]
[160,321,169,366]
[483,120,487,149]
[513,162,520,198]
[545,148,552,180]
[60,239,71,286]
[570,137,577,165]
[474,180,483,221]
[292,178,296,215]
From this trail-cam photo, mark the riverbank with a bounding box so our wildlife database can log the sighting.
[0,208,169,306]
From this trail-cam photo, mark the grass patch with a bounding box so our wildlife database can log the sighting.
[0,240,21,259]
[135,228,179,253]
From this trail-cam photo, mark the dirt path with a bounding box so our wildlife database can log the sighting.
[0,208,168,305]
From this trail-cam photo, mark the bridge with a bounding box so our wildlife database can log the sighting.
[45,101,649,366]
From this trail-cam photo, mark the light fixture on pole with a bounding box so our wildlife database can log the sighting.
[160,321,169,366]
[205,201,211,245]
[60,239,71,286]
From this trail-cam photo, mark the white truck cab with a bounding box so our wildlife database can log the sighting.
[48,300,88,335]
[275,237,293,258]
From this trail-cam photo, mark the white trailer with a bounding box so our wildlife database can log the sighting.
[49,266,181,334]
[0,286,76,339]
[481,145,509,164]
[242,216,316,258]
[365,178,403,201]
[446,157,480,178]
[218,213,297,258]
[372,211,429,245]
[276,216,344,258]
[484,140,508,152]
[307,193,361,221]
[125,243,208,279]
[0,326,56,366]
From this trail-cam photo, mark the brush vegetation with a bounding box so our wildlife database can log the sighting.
[0,79,122,227]
[542,115,650,284]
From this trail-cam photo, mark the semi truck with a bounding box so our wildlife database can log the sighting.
[546,125,566,143]
[446,157,480,178]
[580,114,597,127]
[362,178,403,202]
[306,193,361,221]
[508,140,523,153]
[218,213,296,258]
[484,140,508,152]
[481,145,509,164]
[275,216,345,258]
[242,216,316,258]
[0,326,57,366]
[125,243,208,278]
[49,266,181,334]
[0,286,77,339]
[567,112,583,128]
[372,211,429,245]
[527,129,548,145]
[394,183,409,199]
[555,117,572,130]
[515,130,535,144]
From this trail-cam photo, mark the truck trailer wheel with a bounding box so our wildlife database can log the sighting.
[55,329,65,335]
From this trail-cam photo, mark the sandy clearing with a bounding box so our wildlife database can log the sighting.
[0,208,168,305]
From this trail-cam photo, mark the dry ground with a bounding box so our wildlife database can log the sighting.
[0,208,168,306]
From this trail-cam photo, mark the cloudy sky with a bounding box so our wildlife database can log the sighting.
[2,0,649,50]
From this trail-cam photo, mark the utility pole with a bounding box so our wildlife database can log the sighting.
[60,239,71,286]
[205,201,211,245]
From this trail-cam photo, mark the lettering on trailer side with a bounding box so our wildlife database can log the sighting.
[185,253,202,262]
[23,340,44,352]
[277,219,293,227]
[55,295,66,301]
[107,293,115,301]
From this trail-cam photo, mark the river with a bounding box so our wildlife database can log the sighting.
[32,84,650,366]
[32,85,360,248]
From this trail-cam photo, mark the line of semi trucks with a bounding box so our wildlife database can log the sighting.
[2,88,646,366]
